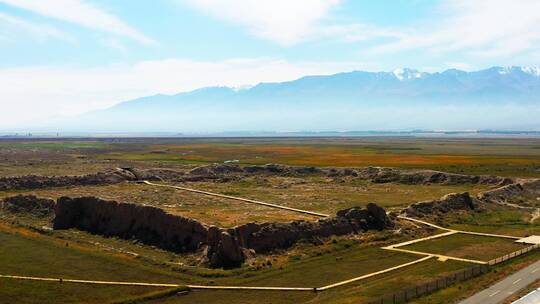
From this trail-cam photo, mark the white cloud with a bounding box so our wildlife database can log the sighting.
[369,0,540,58]
[182,0,342,45]
[0,58,368,129]
[0,0,154,45]
[0,12,69,41]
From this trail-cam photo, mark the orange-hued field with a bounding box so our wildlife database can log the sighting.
[2,137,540,177]
[98,137,540,177]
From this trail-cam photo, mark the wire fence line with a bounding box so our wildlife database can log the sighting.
[366,244,540,304]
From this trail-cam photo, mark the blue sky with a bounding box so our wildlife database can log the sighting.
[1,0,540,127]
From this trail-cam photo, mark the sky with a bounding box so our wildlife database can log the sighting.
[1,0,540,128]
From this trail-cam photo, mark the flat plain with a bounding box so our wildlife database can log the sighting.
[1,137,539,304]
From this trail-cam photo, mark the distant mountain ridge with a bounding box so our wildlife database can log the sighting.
[60,66,540,132]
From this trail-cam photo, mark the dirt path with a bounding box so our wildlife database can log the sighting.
[529,208,540,223]
[491,200,540,224]
[0,256,433,292]
[141,180,330,218]
[382,216,527,265]
[1,214,533,299]
[398,216,521,240]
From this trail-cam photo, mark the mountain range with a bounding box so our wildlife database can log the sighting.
[58,66,540,132]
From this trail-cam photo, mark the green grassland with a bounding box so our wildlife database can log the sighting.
[1,137,540,177]
[1,137,540,303]
[442,204,540,236]
[152,259,471,304]
[230,246,420,287]
[0,228,184,304]
[0,221,473,304]
[402,233,526,261]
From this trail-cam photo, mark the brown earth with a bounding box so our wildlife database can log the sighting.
[51,196,392,268]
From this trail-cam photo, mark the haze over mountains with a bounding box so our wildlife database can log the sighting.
[56,66,540,132]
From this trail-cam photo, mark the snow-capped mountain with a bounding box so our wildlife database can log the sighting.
[392,68,426,80]
[56,66,540,132]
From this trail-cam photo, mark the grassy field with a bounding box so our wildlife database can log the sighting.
[1,137,540,177]
[402,233,526,261]
[0,226,185,303]
[0,178,490,227]
[96,138,540,178]
[443,204,540,236]
[1,137,540,303]
[230,246,420,287]
[151,259,471,304]
[0,219,472,304]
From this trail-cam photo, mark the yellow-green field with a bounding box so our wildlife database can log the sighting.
[1,137,540,177]
[0,178,491,227]
[402,233,526,261]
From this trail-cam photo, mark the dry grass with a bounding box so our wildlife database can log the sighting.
[0,178,490,227]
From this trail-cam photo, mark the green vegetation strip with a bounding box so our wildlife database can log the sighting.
[317,255,433,290]
[0,256,433,292]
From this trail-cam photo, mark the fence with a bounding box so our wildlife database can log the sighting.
[488,243,540,265]
[367,244,539,304]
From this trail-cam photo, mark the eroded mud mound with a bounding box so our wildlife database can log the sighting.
[0,164,512,191]
[0,168,137,191]
[226,203,393,255]
[403,179,540,219]
[244,164,324,176]
[52,196,393,268]
[404,192,479,218]
[358,167,512,186]
[184,164,512,185]
[478,179,540,204]
[1,195,55,217]
[53,196,207,253]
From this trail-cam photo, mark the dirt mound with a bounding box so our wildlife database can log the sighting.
[359,167,512,186]
[244,164,323,176]
[206,226,246,268]
[325,168,359,177]
[1,195,55,217]
[194,164,508,185]
[404,192,479,218]
[54,196,208,252]
[228,203,393,254]
[52,196,393,268]
[478,179,540,204]
[0,168,136,191]
[189,164,244,176]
